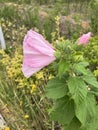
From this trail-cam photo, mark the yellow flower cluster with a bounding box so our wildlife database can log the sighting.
[0,50,10,66]
[1,20,27,45]
[30,84,37,93]
[0,46,37,96]
[55,16,60,38]
[36,71,44,79]
[5,48,23,79]
[0,45,54,96]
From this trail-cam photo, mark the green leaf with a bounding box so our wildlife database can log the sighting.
[51,96,75,125]
[86,94,96,120]
[63,94,97,130]
[58,60,70,77]
[68,77,87,105]
[83,74,98,88]
[75,93,96,126]
[62,117,81,130]
[74,63,89,75]
[46,77,68,99]
[78,62,89,67]
[75,101,86,125]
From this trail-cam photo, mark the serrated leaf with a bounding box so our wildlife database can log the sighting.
[58,60,70,77]
[78,62,89,67]
[51,96,75,125]
[46,77,68,99]
[75,101,86,125]
[75,93,96,127]
[83,74,98,88]
[74,63,89,75]
[62,117,81,130]
[86,94,96,119]
[68,77,87,104]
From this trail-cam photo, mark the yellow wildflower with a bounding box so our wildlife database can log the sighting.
[5,127,10,130]
[48,74,54,79]
[24,115,29,119]
[31,84,36,93]
[36,72,43,79]
[55,16,60,21]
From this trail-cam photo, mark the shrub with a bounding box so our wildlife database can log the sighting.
[46,35,98,130]
[90,0,98,34]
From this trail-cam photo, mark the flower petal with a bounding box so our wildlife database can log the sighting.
[23,30,54,56]
[22,30,56,78]
[22,64,42,78]
[23,53,56,68]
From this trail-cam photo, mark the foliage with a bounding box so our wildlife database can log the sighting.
[81,36,98,79]
[90,0,98,34]
[1,19,27,47]
[0,6,20,21]
[22,7,39,29]
[0,46,53,129]
[0,30,98,130]
[46,39,98,130]
[0,0,92,41]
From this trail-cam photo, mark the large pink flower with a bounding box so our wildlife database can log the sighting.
[78,32,91,45]
[22,30,56,78]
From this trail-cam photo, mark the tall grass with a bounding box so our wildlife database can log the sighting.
[0,49,52,130]
[0,0,92,41]
[0,6,20,21]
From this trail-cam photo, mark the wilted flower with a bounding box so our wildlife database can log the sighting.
[78,32,91,45]
[22,30,56,78]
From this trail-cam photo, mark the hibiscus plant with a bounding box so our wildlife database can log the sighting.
[22,31,98,130]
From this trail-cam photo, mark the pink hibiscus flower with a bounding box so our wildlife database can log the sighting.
[78,32,91,45]
[22,30,56,78]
